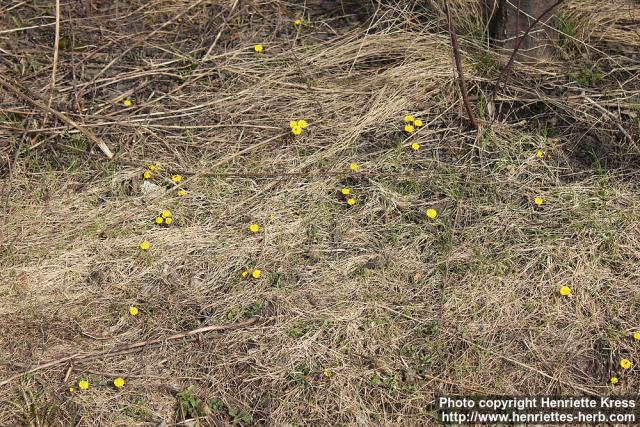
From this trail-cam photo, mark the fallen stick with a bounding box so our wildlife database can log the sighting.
[0,317,259,387]
[0,75,114,159]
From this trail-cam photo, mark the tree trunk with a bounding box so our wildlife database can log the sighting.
[488,0,559,60]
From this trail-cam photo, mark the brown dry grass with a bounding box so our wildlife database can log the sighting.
[1,0,640,426]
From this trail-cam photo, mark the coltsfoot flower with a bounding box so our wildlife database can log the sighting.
[113,377,125,388]
[249,223,260,233]
[171,175,182,183]
[534,197,543,206]
[254,44,264,53]
[559,286,571,297]
[252,270,262,279]
[620,359,632,370]
[426,208,437,220]
[411,143,420,151]
[139,241,150,251]
[78,380,89,390]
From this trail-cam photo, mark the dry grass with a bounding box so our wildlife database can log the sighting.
[1,0,640,426]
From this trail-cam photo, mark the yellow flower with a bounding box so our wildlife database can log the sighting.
[534,197,543,206]
[559,286,571,297]
[536,150,543,158]
[254,44,264,53]
[347,198,356,206]
[291,126,302,135]
[143,171,152,179]
[404,115,415,123]
[297,119,308,129]
[426,208,438,220]
[113,377,125,388]
[161,210,172,218]
[68,386,75,393]
[123,99,132,107]
[633,331,640,341]
[341,188,351,195]
[610,376,619,385]
[249,223,260,233]
[78,380,89,390]
[404,124,415,133]
[323,368,332,378]
[620,358,632,370]
[165,217,173,225]
[171,175,182,183]
[411,143,420,151]
[148,164,156,171]
[414,119,424,127]
[349,163,360,172]
[129,306,139,316]
[241,271,249,278]
[177,189,188,196]
[139,241,150,251]
[155,216,164,224]
[289,120,298,129]
[294,19,303,26]
[252,270,262,279]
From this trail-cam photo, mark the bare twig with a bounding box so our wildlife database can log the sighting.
[0,76,114,158]
[491,0,567,101]
[443,0,478,130]
[41,0,60,127]
[0,317,259,387]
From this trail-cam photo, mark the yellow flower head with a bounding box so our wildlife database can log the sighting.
[155,216,164,224]
[620,358,632,370]
[323,368,332,378]
[113,377,125,388]
[294,19,303,26]
[411,143,420,151]
[534,197,544,206]
[633,331,640,341]
[404,124,415,133]
[68,386,75,393]
[297,119,308,129]
[143,171,152,179]
[129,306,139,316]
[536,150,544,158]
[426,208,438,220]
[252,270,262,279]
[254,44,264,53]
[404,115,415,123]
[161,210,172,219]
[610,376,619,385]
[148,164,156,171]
[139,241,150,251]
[347,198,356,206]
[559,286,571,297]
[291,126,302,136]
[165,217,173,225]
[123,99,133,107]
[249,223,260,233]
[177,189,188,196]
[414,119,424,127]
[241,271,249,278]
[171,175,182,183]
[341,188,351,196]
[289,120,298,129]
[349,163,360,172]
[78,380,89,390]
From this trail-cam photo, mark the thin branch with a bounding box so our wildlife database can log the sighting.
[0,75,114,159]
[0,317,259,387]
[491,0,566,100]
[42,0,60,127]
[443,0,478,130]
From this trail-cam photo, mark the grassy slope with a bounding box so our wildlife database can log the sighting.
[1,0,639,425]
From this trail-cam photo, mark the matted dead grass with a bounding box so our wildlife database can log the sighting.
[1,0,640,426]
